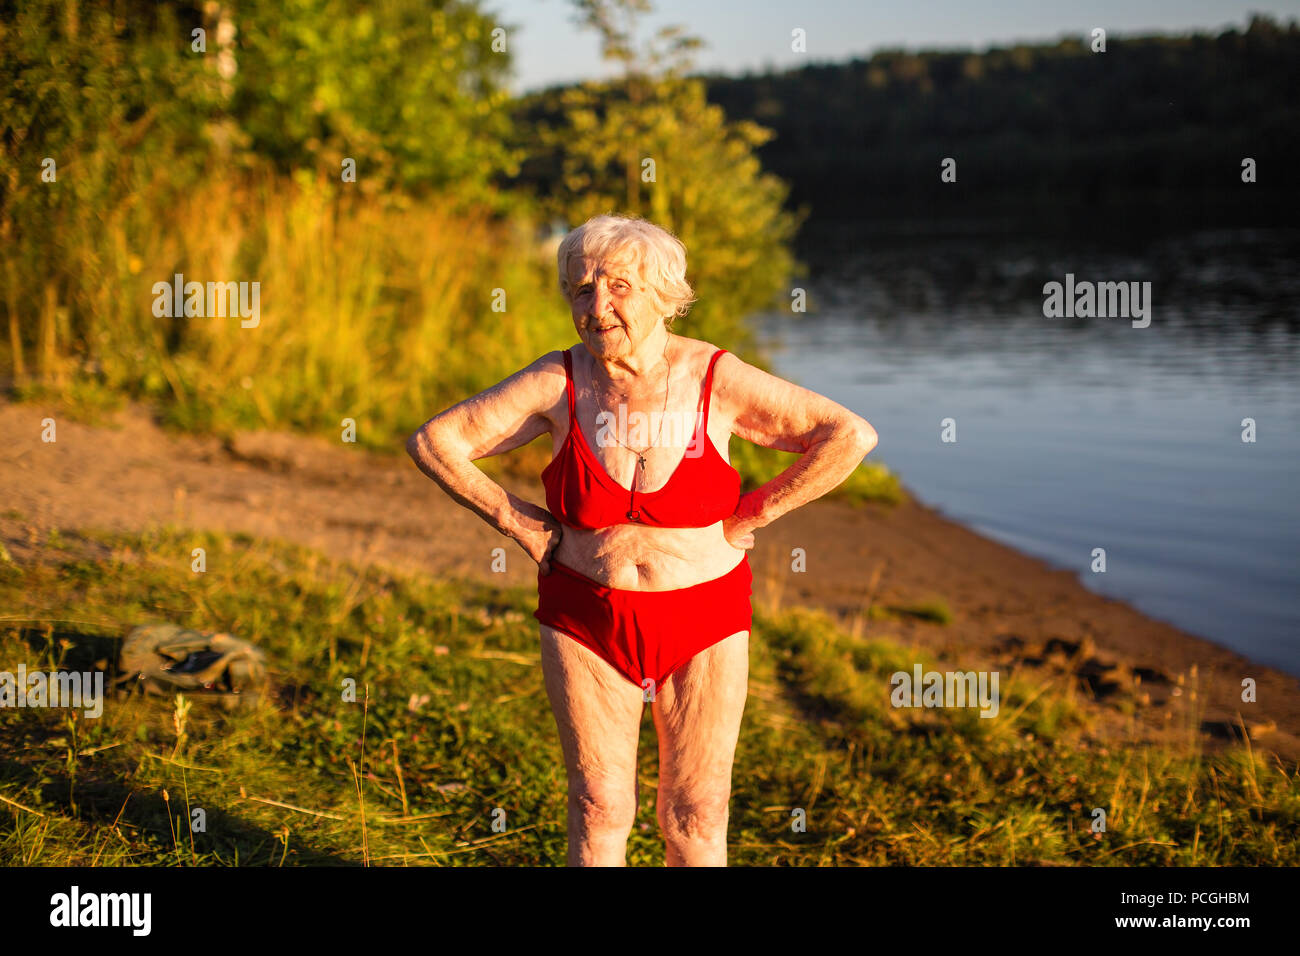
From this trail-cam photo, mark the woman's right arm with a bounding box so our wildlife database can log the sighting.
[405,351,565,573]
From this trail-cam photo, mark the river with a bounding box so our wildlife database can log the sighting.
[753,223,1300,676]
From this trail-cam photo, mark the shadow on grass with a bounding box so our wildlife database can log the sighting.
[4,627,353,866]
[1,750,353,866]
[13,625,122,674]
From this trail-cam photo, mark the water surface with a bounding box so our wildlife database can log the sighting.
[753,225,1300,675]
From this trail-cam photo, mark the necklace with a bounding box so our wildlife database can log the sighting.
[587,338,672,521]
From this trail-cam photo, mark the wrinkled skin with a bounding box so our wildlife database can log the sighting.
[407,253,877,865]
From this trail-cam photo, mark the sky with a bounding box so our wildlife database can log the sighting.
[485,0,1300,94]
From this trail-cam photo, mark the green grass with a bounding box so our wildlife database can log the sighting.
[1,527,1294,866]
[869,598,953,625]
[10,377,127,429]
[3,171,577,456]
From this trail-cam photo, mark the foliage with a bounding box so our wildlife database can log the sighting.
[229,0,521,205]
[506,0,805,353]
[0,0,222,381]
[1,0,810,454]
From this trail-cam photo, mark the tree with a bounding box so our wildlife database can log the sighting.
[0,0,220,383]
[522,0,804,350]
[229,0,521,204]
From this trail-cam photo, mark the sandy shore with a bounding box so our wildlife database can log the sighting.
[3,400,1297,761]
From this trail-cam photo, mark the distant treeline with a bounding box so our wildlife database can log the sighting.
[694,15,1300,227]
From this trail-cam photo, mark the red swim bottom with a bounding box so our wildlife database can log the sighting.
[534,555,753,692]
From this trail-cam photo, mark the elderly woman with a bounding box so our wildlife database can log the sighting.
[406,214,878,866]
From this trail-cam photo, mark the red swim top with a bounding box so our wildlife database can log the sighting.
[542,347,741,529]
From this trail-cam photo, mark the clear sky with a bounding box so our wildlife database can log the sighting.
[485,0,1300,94]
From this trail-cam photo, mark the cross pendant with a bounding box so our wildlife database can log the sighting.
[637,455,647,471]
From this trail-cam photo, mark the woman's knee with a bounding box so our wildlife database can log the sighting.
[656,788,731,844]
[570,780,638,834]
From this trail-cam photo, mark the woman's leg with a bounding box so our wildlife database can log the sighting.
[651,629,750,866]
[539,624,645,866]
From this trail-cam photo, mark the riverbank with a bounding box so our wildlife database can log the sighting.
[2,399,1297,762]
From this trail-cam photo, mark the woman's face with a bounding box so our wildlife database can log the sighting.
[567,255,665,359]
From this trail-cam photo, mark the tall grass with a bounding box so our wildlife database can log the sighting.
[3,168,573,451]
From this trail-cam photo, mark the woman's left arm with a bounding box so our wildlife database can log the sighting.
[716,353,878,546]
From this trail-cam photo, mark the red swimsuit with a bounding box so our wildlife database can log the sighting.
[534,346,752,693]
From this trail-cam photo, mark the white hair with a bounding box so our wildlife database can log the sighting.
[556,214,697,325]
